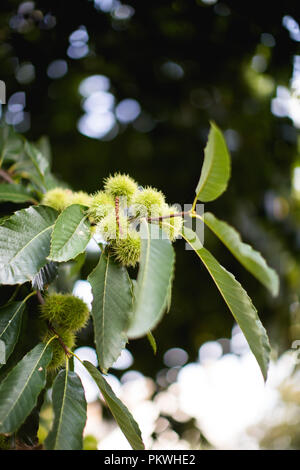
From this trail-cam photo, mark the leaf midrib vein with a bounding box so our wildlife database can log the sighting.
[9,224,54,264]
[0,302,24,340]
[53,369,69,449]
[0,343,49,427]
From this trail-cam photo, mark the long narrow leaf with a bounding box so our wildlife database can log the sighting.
[182,225,271,381]
[202,212,279,296]
[127,220,175,338]
[45,368,87,450]
[0,183,36,204]
[0,301,26,366]
[195,121,231,202]
[24,141,50,182]
[88,252,132,373]
[0,342,52,433]
[0,340,5,365]
[83,360,144,450]
[0,125,23,163]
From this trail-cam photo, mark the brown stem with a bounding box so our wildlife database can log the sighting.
[47,322,72,358]
[115,196,123,236]
[147,211,190,222]
[36,289,45,305]
[0,168,14,184]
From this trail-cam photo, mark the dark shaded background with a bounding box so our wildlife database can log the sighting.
[1,0,300,381]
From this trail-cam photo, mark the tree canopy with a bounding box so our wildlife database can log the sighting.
[0,0,299,379]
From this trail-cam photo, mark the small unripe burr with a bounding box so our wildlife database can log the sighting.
[42,187,73,212]
[104,173,138,203]
[40,328,76,371]
[88,191,115,222]
[40,293,90,332]
[96,211,128,242]
[132,186,165,217]
[69,191,92,207]
[112,228,141,267]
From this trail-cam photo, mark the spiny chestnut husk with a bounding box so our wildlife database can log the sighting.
[104,173,138,202]
[41,328,76,371]
[41,187,73,212]
[131,186,165,217]
[69,191,92,207]
[88,190,115,222]
[40,293,90,332]
[96,211,128,242]
[112,228,141,267]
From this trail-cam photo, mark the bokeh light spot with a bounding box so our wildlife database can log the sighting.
[83,91,115,114]
[67,44,89,60]
[8,92,26,113]
[74,346,99,403]
[79,75,111,97]
[163,348,189,368]
[47,60,68,79]
[72,280,93,310]
[198,341,223,364]
[161,61,184,80]
[112,4,135,20]
[77,111,116,139]
[115,98,141,123]
[16,62,35,84]
[112,349,134,370]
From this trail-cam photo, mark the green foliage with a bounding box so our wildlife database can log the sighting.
[0,300,27,368]
[88,253,132,373]
[146,331,157,355]
[48,204,91,262]
[195,121,231,203]
[182,226,271,381]
[0,183,36,204]
[0,342,52,433]
[83,360,145,450]
[127,220,176,339]
[202,212,279,297]
[44,367,87,450]
[0,126,23,164]
[0,205,58,285]
[0,122,279,449]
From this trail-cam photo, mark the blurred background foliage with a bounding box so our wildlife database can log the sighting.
[1,0,300,449]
